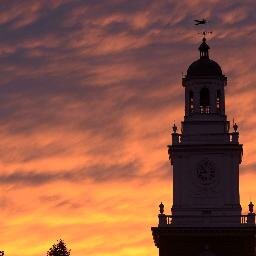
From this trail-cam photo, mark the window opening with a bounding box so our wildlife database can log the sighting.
[216,90,221,112]
[189,91,194,113]
[200,88,210,114]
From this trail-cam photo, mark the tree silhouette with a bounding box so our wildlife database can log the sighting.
[47,239,71,256]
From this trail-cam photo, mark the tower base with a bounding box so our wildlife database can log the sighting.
[151,226,256,256]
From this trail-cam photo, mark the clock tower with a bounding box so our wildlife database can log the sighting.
[152,38,256,256]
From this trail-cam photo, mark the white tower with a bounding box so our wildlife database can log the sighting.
[169,37,242,223]
[152,37,256,256]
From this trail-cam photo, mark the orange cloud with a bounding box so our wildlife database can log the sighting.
[1,1,256,256]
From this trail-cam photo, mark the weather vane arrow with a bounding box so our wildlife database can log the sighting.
[198,31,213,38]
[194,19,212,39]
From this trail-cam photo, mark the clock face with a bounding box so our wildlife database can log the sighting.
[196,159,216,186]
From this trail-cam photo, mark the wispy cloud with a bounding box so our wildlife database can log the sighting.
[1,1,256,255]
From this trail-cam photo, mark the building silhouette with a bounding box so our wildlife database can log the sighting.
[151,37,256,256]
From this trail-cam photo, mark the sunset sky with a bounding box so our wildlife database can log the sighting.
[1,1,256,255]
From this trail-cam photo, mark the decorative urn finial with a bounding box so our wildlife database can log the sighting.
[233,123,238,132]
[172,124,177,133]
[249,202,254,213]
[159,202,164,214]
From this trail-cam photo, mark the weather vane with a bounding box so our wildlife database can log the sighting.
[198,31,213,38]
[194,19,212,39]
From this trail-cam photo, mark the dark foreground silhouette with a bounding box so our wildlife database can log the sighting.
[0,239,71,256]
[47,239,71,256]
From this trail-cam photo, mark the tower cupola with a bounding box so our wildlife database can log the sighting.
[183,38,227,117]
[152,32,255,256]
[199,37,210,58]
[186,38,223,78]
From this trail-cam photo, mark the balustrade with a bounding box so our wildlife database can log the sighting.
[200,106,211,114]
[158,214,255,227]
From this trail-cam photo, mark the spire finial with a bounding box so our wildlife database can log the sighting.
[197,31,212,59]
[159,202,164,214]
[249,202,254,213]
[172,123,177,133]
[233,122,238,132]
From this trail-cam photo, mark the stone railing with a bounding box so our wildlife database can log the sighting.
[171,132,239,145]
[158,213,256,227]
[200,106,211,114]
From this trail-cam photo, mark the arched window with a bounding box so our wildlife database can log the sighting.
[216,90,221,112]
[189,91,194,113]
[200,88,210,113]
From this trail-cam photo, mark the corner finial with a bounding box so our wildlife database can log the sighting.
[159,202,164,214]
[249,202,254,213]
[233,122,238,132]
[172,123,177,133]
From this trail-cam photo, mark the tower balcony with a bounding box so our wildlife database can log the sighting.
[171,132,239,145]
[200,106,211,114]
[158,214,256,227]
[156,203,255,228]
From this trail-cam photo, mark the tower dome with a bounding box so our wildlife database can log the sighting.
[187,38,222,77]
